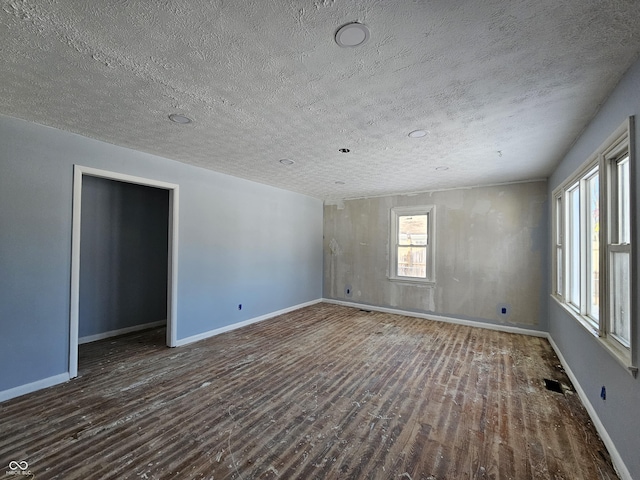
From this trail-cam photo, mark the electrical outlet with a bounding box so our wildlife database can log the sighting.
[238,304,242,310]
[345,284,353,298]
[497,303,511,319]
[601,386,606,400]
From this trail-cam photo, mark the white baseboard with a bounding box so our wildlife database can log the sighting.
[78,320,166,344]
[0,373,70,403]
[175,299,323,347]
[323,298,548,338]
[546,335,631,480]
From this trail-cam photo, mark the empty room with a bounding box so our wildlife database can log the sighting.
[1,1,639,479]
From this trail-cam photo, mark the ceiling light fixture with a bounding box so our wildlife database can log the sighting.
[335,22,370,48]
[408,130,428,138]
[168,114,192,124]
[338,148,350,153]
[279,158,295,165]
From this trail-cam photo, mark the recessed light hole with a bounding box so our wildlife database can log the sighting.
[168,114,192,124]
[408,130,428,138]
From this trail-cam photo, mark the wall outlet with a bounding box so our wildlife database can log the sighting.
[601,386,606,400]
[238,304,242,310]
[345,284,353,298]
[497,303,511,319]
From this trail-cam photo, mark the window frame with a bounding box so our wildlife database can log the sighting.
[604,139,632,354]
[554,194,564,301]
[389,205,436,284]
[552,117,637,376]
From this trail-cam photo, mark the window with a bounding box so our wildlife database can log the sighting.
[389,206,435,282]
[554,195,563,299]
[567,182,582,310]
[552,117,636,375]
[608,150,631,347]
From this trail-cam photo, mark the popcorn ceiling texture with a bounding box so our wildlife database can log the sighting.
[1,0,639,201]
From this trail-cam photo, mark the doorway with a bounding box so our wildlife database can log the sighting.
[69,166,179,378]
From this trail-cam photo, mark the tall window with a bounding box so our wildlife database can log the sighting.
[389,206,435,282]
[562,169,599,327]
[552,117,636,375]
[554,195,563,299]
[586,168,600,322]
[608,151,631,347]
[567,183,581,310]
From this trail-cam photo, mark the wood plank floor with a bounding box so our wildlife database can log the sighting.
[1,304,618,479]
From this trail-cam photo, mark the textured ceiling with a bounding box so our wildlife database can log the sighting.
[2,1,640,201]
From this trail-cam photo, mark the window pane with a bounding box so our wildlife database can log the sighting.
[398,215,428,245]
[391,207,435,282]
[568,186,581,307]
[587,174,599,319]
[618,157,630,244]
[397,246,427,278]
[556,196,563,244]
[555,196,563,296]
[556,246,563,295]
[610,251,630,347]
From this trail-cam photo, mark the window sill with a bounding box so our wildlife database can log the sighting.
[551,294,637,377]
[388,276,435,286]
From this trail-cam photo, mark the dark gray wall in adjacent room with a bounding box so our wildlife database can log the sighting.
[79,176,169,338]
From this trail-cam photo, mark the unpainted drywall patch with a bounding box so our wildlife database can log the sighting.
[471,199,491,216]
[323,181,546,327]
[328,238,341,255]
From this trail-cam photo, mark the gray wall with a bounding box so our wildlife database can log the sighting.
[0,114,323,393]
[324,181,548,329]
[79,176,169,338]
[548,58,640,478]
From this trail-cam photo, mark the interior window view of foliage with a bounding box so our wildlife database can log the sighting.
[389,205,435,283]
[397,214,428,278]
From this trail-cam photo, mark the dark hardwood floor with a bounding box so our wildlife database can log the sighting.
[1,303,618,479]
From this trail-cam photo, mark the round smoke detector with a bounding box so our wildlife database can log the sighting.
[335,22,370,48]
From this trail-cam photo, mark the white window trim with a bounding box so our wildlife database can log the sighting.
[389,205,436,284]
[551,116,637,377]
[553,193,564,302]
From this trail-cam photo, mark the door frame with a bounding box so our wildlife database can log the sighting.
[69,165,179,377]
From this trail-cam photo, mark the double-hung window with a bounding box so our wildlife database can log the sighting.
[552,117,636,375]
[608,145,631,348]
[389,206,435,283]
[558,168,600,324]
